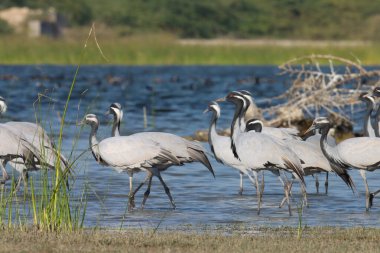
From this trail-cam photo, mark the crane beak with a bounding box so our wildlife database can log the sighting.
[105,109,111,116]
[215,97,226,102]
[77,119,85,126]
[203,108,210,114]
[303,124,316,137]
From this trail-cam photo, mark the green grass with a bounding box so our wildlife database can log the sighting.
[0,227,379,252]
[1,32,380,65]
[0,28,92,232]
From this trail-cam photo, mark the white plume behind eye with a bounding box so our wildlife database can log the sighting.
[364,94,376,105]
[209,104,220,117]
[373,87,380,94]
[314,117,329,125]
[85,114,98,123]
[111,106,123,120]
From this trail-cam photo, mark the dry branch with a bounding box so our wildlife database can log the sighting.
[257,54,380,128]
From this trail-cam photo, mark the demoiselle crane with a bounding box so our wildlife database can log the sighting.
[240,91,352,196]
[224,90,301,196]
[246,118,354,196]
[223,91,305,215]
[81,113,214,210]
[240,90,332,195]
[305,117,380,211]
[106,103,215,209]
[222,91,310,208]
[204,101,264,213]
[0,97,69,190]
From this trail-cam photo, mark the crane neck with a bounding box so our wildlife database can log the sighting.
[363,101,375,137]
[230,101,244,159]
[319,125,343,168]
[375,104,380,137]
[208,110,222,163]
[112,113,121,137]
[89,123,101,162]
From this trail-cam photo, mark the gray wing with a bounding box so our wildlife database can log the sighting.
[98,136,180,170]
[133,132,189,157]
[3,122,68,171]
[287,139,332,173]
[236,132,304,181]
[5,122,54,150]
[338,137,380,170]
[0,125,31,158]
[132,132,214,176]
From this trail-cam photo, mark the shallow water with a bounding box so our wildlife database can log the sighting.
[1,65,380,229]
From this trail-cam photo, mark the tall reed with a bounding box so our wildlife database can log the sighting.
[0,25,102,232]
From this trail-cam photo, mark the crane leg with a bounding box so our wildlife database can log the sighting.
[278,175,287,208]
[128,174,135,211]
[359,170,371,211]
[315,174,319,194]
[369,189,380,208]
[246,171,262,214]
[283,181,293,216]
[259,171,265,209]
[15,173,23,192]
[0,160,9,184]
[24,171,29,191]
[132,173,152,196]
[15,170,28,192]
[238,172,244,195]
[254,173,261,215]
[156,173,176,209]
[279,175,293,216]
[141,176,153,209]
[325,172,329,195]
[301,182,308,208]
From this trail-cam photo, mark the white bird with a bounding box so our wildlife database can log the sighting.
[204,101,264,213]
[225,91,305,215]
[0,97,68,190]
[83,113,214,210]
[106,103,214,209]
[305,117,380,211]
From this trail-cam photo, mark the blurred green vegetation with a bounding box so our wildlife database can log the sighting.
[0,19,12,34]
[1,33,380,65]
[1,0,380,40]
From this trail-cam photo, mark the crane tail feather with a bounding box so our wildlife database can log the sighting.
[283,157,305,186]
[187,147,215,178]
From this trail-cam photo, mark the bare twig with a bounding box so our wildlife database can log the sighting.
[258,54,380,127]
